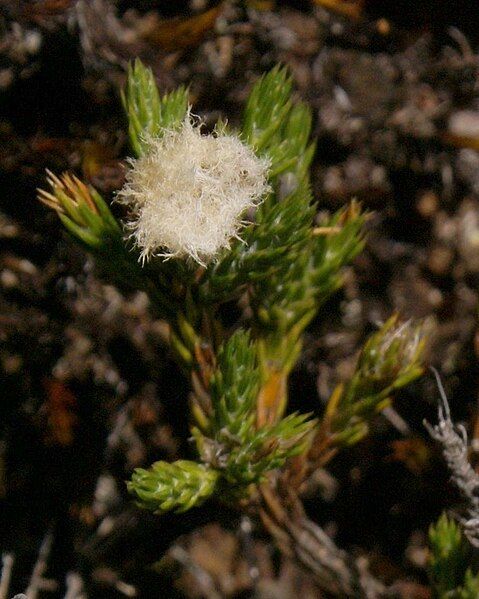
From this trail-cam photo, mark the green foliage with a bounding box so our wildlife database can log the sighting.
[38,172,137,283]
[252,202,366,340]
[194,411,315,491]
[326,315,426,448]
[429,513,479,599]
[208,330,260,438]
[39,60,425,518]
[458,570,479,599]
[192,330,315,492]
[204,68,365,360]
[429,513,468,596]
[201,67,317,305]
[130,405,314,512]
[38,171,120,247]
[217,412,315,488]
[243,66,315,183]
[128,460,219,513]
[122,58,188,157]
[242,69,365,368]
[311,202,367,307]
[201,185,313,304]
[38,172,181,319]
[351,314,425,396]
[242,65,293,155]
[242,66,314,180]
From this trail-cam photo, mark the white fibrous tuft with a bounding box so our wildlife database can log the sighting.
[117,116,270,265]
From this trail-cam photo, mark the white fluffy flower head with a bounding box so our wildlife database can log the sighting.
[118,116,270,265]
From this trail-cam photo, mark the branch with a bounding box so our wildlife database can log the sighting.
[259,485,387,598]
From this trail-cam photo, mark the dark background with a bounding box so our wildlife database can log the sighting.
[1,1,479,597]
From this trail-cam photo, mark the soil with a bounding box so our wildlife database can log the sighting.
[1,1,479,597]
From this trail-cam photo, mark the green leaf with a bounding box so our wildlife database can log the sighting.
[311,202,367,304]
[59,213,102,249]
[242,66,314,189]
[242,65,293,156]
[209,330,260,439]
[122,58,188,157]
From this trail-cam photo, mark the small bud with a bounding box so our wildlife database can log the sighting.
[128,460,219,513]
[117,115,270,265]
[353,314,426,395]
[322,315,427,450]
[38,171,121,249]
[38,170,99,218]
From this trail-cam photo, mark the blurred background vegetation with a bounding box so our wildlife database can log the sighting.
[2,1,479,597]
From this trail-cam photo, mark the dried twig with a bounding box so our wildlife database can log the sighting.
[64,572,87,599]
[91,567,137,597]
[24,531,57,599]
[0,553,14,599]
[424,368,479,546]
[259,484,387,598]
[169,545,222,599]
